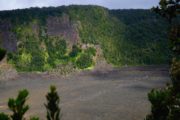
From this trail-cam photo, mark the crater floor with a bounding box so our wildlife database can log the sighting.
[0,65,170,120]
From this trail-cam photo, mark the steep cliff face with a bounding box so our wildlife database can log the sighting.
[47,15,79,45]
[0,21,17,52]
[0,14,79,51]
[0,5,170,71]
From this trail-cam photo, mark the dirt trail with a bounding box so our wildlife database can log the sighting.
[0,65,170,120]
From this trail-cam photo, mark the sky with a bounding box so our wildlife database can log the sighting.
[0,0,159,11]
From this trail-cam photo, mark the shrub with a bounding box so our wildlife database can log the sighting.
[8,89,29,120]
[45,85,61,120]
[0,113,10,120]
[0,47,6,61]
[30,116,40,120]
[47,39,67,59]
[85,47,96,56]
[145,88,171,120]
[0,86,63,120]
[145,1,180,120]
[69,45,81,58]
[56,39,67,59]
[30,51,45,71]
[170,59,180,93]
[75,53,93,69]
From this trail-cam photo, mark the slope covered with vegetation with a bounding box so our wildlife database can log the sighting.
[0,5,170,71]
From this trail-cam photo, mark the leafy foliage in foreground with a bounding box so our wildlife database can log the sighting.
[146,87,171,120]
[0,86,61,120]
[45,85,61,120]
[145,0,180,120]
[8,89,29,120]
[0,113,10,120]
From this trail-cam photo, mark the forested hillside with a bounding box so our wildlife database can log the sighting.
[0,5,170,71]
[110,9,170,64]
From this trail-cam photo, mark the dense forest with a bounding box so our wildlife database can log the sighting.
[0,5,170,71]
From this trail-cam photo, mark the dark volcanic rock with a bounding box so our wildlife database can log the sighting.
[0,14,79,52]
[0,21,17,52]
[46,14,79,45]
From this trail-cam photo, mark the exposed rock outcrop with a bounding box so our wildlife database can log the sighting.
[0,14,79,53]
[0,21,17,52]
[46,14,79,45]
